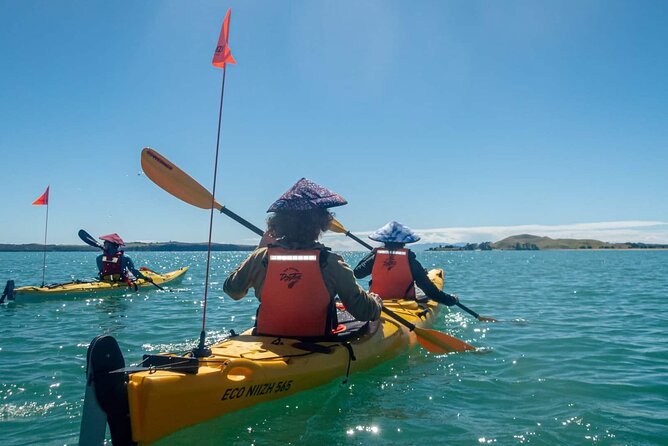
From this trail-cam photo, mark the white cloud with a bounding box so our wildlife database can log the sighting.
[321,220,668,251]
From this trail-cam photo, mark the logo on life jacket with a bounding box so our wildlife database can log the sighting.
[279,267,302,288]
[382,256,397,271]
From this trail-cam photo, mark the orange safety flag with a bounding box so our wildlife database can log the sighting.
[32,186,49,205]
[212,8,236,68]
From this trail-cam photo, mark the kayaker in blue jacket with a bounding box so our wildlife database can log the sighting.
[96,233,150,284]
[353,221,458,306]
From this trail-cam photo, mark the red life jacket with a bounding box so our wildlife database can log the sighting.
[100,251,127,282]
[257,248,334,338]
[369,248,416,300]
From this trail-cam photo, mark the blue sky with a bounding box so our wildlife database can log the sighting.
[1,1,666,249]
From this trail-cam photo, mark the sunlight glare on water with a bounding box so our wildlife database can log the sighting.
[1,250,667,445]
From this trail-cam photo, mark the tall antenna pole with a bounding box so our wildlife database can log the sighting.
[193,9,236,358]
[194,68,228,357]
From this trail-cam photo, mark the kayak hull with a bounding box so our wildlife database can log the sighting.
[12,267,189,300]
[81,269,446,445]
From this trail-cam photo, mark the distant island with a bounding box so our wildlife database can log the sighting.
[427,234,668,251]
[0,242,255,252]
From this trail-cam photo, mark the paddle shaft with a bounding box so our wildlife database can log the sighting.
[456,302,480,319]
[381,307,417,331]
[429,293,479,318]
[346,231,374,250]
[219,206,264,237]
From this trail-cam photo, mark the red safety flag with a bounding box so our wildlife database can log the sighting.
[212,8,236,68]
[32,186,50,206]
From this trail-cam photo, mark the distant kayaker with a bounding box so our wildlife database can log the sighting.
[223,178,382,338]
[96,233,151,284]
[353,221,459,306]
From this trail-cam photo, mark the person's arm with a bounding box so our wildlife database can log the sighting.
[96,255,103,278]
[223,248,267,300]
[408,252,458,305]
[328,254,382,321]
[353,250,376,279]
[123,256,149,280]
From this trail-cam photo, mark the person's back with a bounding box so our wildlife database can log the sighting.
[223,178,382,339]
[354,221,458,306]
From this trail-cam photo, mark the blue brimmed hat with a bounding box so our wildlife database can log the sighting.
[369,221,421,244]
[267,178,347,212]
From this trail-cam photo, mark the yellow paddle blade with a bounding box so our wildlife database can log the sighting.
[141,148,222,211]
[414,327,476,353]
[328,218,348,234]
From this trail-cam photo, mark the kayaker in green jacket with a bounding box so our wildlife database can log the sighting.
[223,178,382,338]
[353,221,458,306]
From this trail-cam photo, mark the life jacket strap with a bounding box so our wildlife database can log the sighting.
[341,342,356,384]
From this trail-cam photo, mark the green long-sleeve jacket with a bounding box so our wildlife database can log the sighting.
[223,241,381,322]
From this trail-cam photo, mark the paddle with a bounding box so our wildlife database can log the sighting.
[141,147,354,239]
[77,229,163,291]
[382,307,475,353]
[328,216,374,250]
[137,267,167,291]
[455,301,497,323]
[141,148,265,237]
[329,221,498,323]
[141,148,474,353]
[78,229,103,250]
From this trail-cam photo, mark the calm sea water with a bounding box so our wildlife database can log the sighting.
[1,250,667,445]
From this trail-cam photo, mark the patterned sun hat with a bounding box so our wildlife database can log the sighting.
[99,233,125,246]
[267,178,347,212]
[368,221,421,244]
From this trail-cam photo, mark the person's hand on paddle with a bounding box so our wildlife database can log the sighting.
[369,292,384,317]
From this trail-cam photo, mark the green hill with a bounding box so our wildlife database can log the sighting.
[492,234,621,250]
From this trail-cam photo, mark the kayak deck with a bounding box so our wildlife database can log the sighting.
[12,266,189,299]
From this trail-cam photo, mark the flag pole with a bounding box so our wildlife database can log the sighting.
[40,200,49,287]
[32,186,50,287]
[194,9,235,358]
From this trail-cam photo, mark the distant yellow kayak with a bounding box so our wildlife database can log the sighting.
[10,266,189,300]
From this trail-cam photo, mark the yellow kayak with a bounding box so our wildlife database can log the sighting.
[9,267,189,301]
[78,269,461,445]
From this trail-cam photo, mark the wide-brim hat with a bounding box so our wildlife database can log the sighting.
[99,233,125,246]
[369,221,421,244]
[267,178,347,212]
